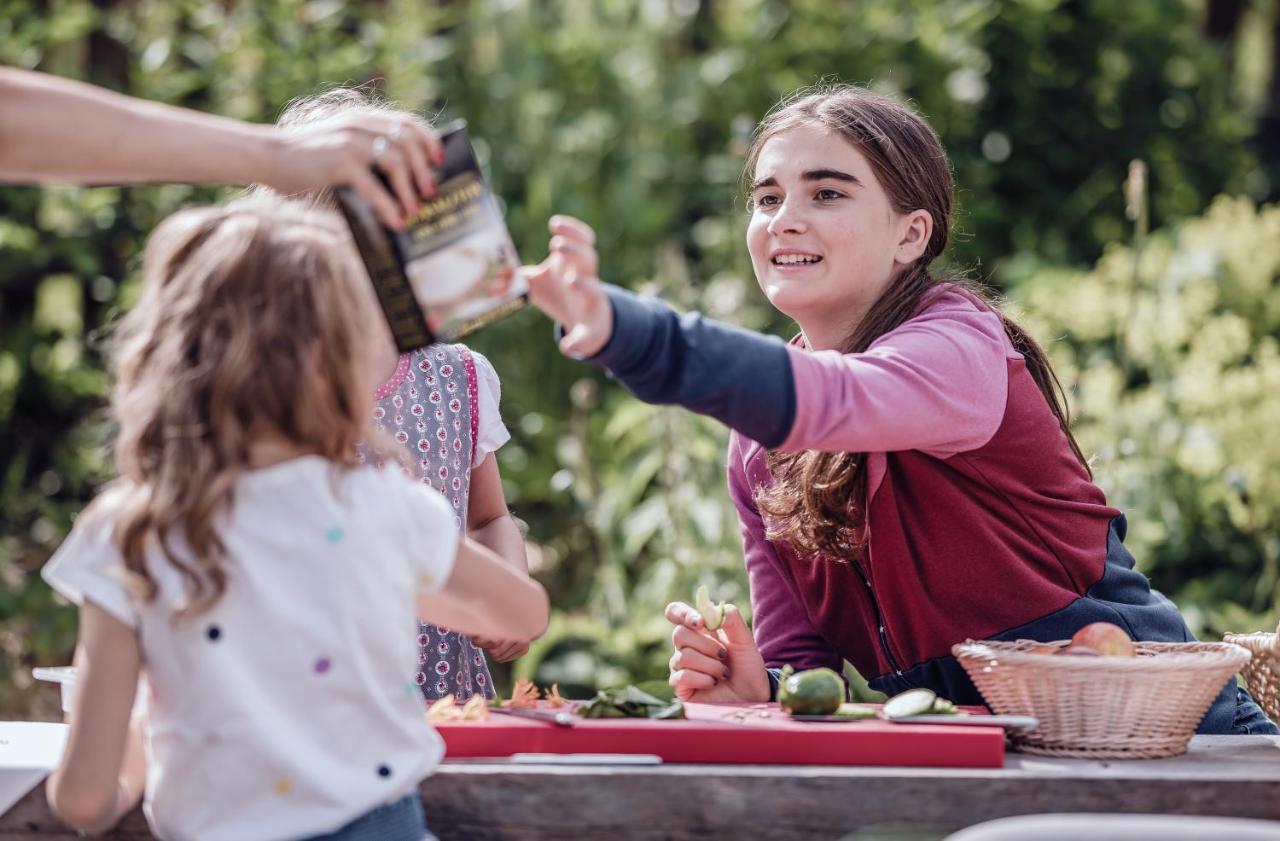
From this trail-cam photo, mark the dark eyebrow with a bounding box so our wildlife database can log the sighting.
[803,168,861,185]
[750,169,861,192]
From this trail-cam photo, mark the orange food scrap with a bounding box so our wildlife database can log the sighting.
[501,677,541,708]
[546,683,566,708]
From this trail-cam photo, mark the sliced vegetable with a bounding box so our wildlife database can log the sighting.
[882,688,938,720]
[775,665,796,711]
[927,697,963,715]
[695,585,726,632]
[834,702,879,719]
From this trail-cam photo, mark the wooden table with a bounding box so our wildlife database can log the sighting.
[5,736,1280,840]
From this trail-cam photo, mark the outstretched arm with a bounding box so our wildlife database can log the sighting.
[0,67,442,229]
[526,215,1007,456]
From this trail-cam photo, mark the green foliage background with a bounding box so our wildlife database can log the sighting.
[2,0,1278,716]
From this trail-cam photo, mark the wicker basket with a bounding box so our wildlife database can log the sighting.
[953,639,1251,759]
[1224,631,1280,723]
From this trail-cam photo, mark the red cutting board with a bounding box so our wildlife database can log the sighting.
[435,701,1004,768]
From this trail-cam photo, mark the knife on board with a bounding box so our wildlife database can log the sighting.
[489,707,577,727]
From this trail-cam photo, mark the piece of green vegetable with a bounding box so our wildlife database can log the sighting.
[834,702,879,719]
[928,697,962,715]
[882,688,938,719]
[695,585,726,631]
[777,666,845,716]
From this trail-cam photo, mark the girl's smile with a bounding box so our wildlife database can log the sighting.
[768,248,825,270]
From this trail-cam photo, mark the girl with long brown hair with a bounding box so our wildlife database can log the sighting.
[42,197,548,839]
[527,83,1273,735]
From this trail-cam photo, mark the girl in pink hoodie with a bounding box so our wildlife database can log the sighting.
[526,84,1273,735]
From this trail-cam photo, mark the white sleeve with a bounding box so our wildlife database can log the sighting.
[469,350,511,469]
[41,494,140,630]
[399,479,461,594]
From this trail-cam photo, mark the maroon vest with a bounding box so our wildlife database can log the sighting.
[745,354,1118,680]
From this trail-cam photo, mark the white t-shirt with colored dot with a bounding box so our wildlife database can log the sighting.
[42,456,458,841]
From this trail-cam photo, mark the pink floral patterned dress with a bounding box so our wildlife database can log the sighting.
[370,344,495,701]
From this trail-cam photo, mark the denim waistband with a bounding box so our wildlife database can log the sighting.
[302,793,432,841]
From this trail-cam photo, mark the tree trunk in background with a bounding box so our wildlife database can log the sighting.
[1203,0,1279,201]
[1261,11,1280,200]
[1204,0,1247,40]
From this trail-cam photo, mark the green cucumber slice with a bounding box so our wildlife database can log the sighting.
[929,698,962,715]
[882,688,938,720]
[834,703,879,719]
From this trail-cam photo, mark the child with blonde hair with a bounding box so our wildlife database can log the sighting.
[43,197,548,840]
[268,87,530,699]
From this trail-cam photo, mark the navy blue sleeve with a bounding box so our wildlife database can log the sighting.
[767,666,784,701]
[585,285,796,449]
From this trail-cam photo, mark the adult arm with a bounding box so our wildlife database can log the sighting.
[0,67,442,228]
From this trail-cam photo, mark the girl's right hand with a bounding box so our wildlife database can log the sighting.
[524,215,614,359]
[665,601,771,704]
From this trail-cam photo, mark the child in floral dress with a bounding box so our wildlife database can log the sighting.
[370,342,527,700]
[270,87,532,701]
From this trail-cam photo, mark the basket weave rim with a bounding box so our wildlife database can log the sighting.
[953,638,1251,671]
[1224,631,1278,646]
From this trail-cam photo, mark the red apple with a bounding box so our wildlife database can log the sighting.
[1070,622,1135,657]
[1057,644,1102,657]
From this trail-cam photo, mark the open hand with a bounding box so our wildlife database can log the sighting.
[267,111,444,230]
[523,215,614,358]
[665,601,771,703]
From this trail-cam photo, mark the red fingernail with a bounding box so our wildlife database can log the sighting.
[723,669,732,680]
[717,648,729,661]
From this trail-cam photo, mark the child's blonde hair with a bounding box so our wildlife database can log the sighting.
[109,196,386,612]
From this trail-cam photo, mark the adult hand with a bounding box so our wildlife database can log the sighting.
[523,215,614,358]
[265,111,445,231]
[665,601,771,703]
[471,636,530,663]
